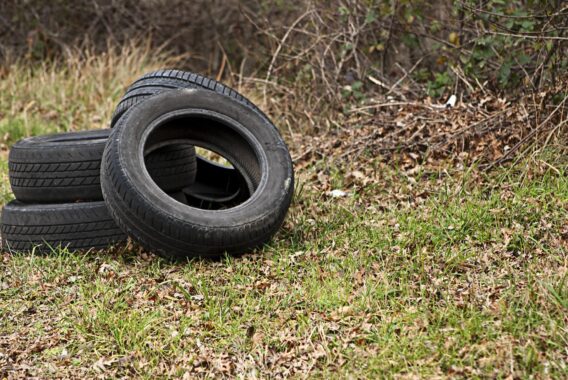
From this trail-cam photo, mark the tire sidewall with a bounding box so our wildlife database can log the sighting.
[104,89,293,232]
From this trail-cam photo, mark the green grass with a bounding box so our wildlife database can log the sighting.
[0,50,567,378]
[1,154,566,378]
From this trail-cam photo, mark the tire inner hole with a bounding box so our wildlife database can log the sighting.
[143,114,261,211]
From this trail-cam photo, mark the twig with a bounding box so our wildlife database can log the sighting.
[486,94,568,169]
[367,75,391,91]
[348,101,434,113]
[458,1,568,19]
[215,45,227,82]
[367,75,404,99]
[533,37,562,89]
[394,63,423,97]
[542,118,568,149]
[431,109,511,150]
[472,75,489,96]
[241,77,296,95]
[382,0,398,75]
[450,65,475,93]
[487,31,568,40]
[237,57,246,93]
[387,57,423,96]
[292,147,314,163]
[264,8,315,106]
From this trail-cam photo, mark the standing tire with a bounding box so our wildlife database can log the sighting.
[111,69,268,210]
[101,89,294,260]
[1,200,126,252]
[9,129,197,203]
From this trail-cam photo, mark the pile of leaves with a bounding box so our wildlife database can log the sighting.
[292,81,567,172]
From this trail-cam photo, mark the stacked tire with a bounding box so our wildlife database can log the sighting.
[1,70,294,260]
[2,130,197,252]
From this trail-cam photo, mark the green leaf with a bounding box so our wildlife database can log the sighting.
[365,9,377,24]
[351,81,364,91]
[498,62,512,86]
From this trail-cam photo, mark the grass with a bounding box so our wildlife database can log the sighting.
[0,42,179,147]
[0,48,567,378]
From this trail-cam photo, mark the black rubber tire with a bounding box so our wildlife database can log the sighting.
[101,89,294,260]
[110,69,268,211]
[9,129,197,203]
[182,156,250,210]
[111,69,260,127]
[1,200,126,252]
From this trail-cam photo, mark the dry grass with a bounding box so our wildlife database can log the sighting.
[0,42,180,148]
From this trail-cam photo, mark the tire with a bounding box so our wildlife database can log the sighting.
[9,129,197,203]
[111,69,260,127]
[182,156,249,210]
[1,200,126,252]
[101,89,294,260]
[110,69,265,208]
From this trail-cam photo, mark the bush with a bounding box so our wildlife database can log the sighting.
[1,0,565,104]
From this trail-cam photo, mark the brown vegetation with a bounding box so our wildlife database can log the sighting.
[2,1,566,169]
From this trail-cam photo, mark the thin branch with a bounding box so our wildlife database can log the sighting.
[458,1,568,19]
[263,8,315,106]
[487,31,568,40]
[387,57,424,96]
[486,94,568,169]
